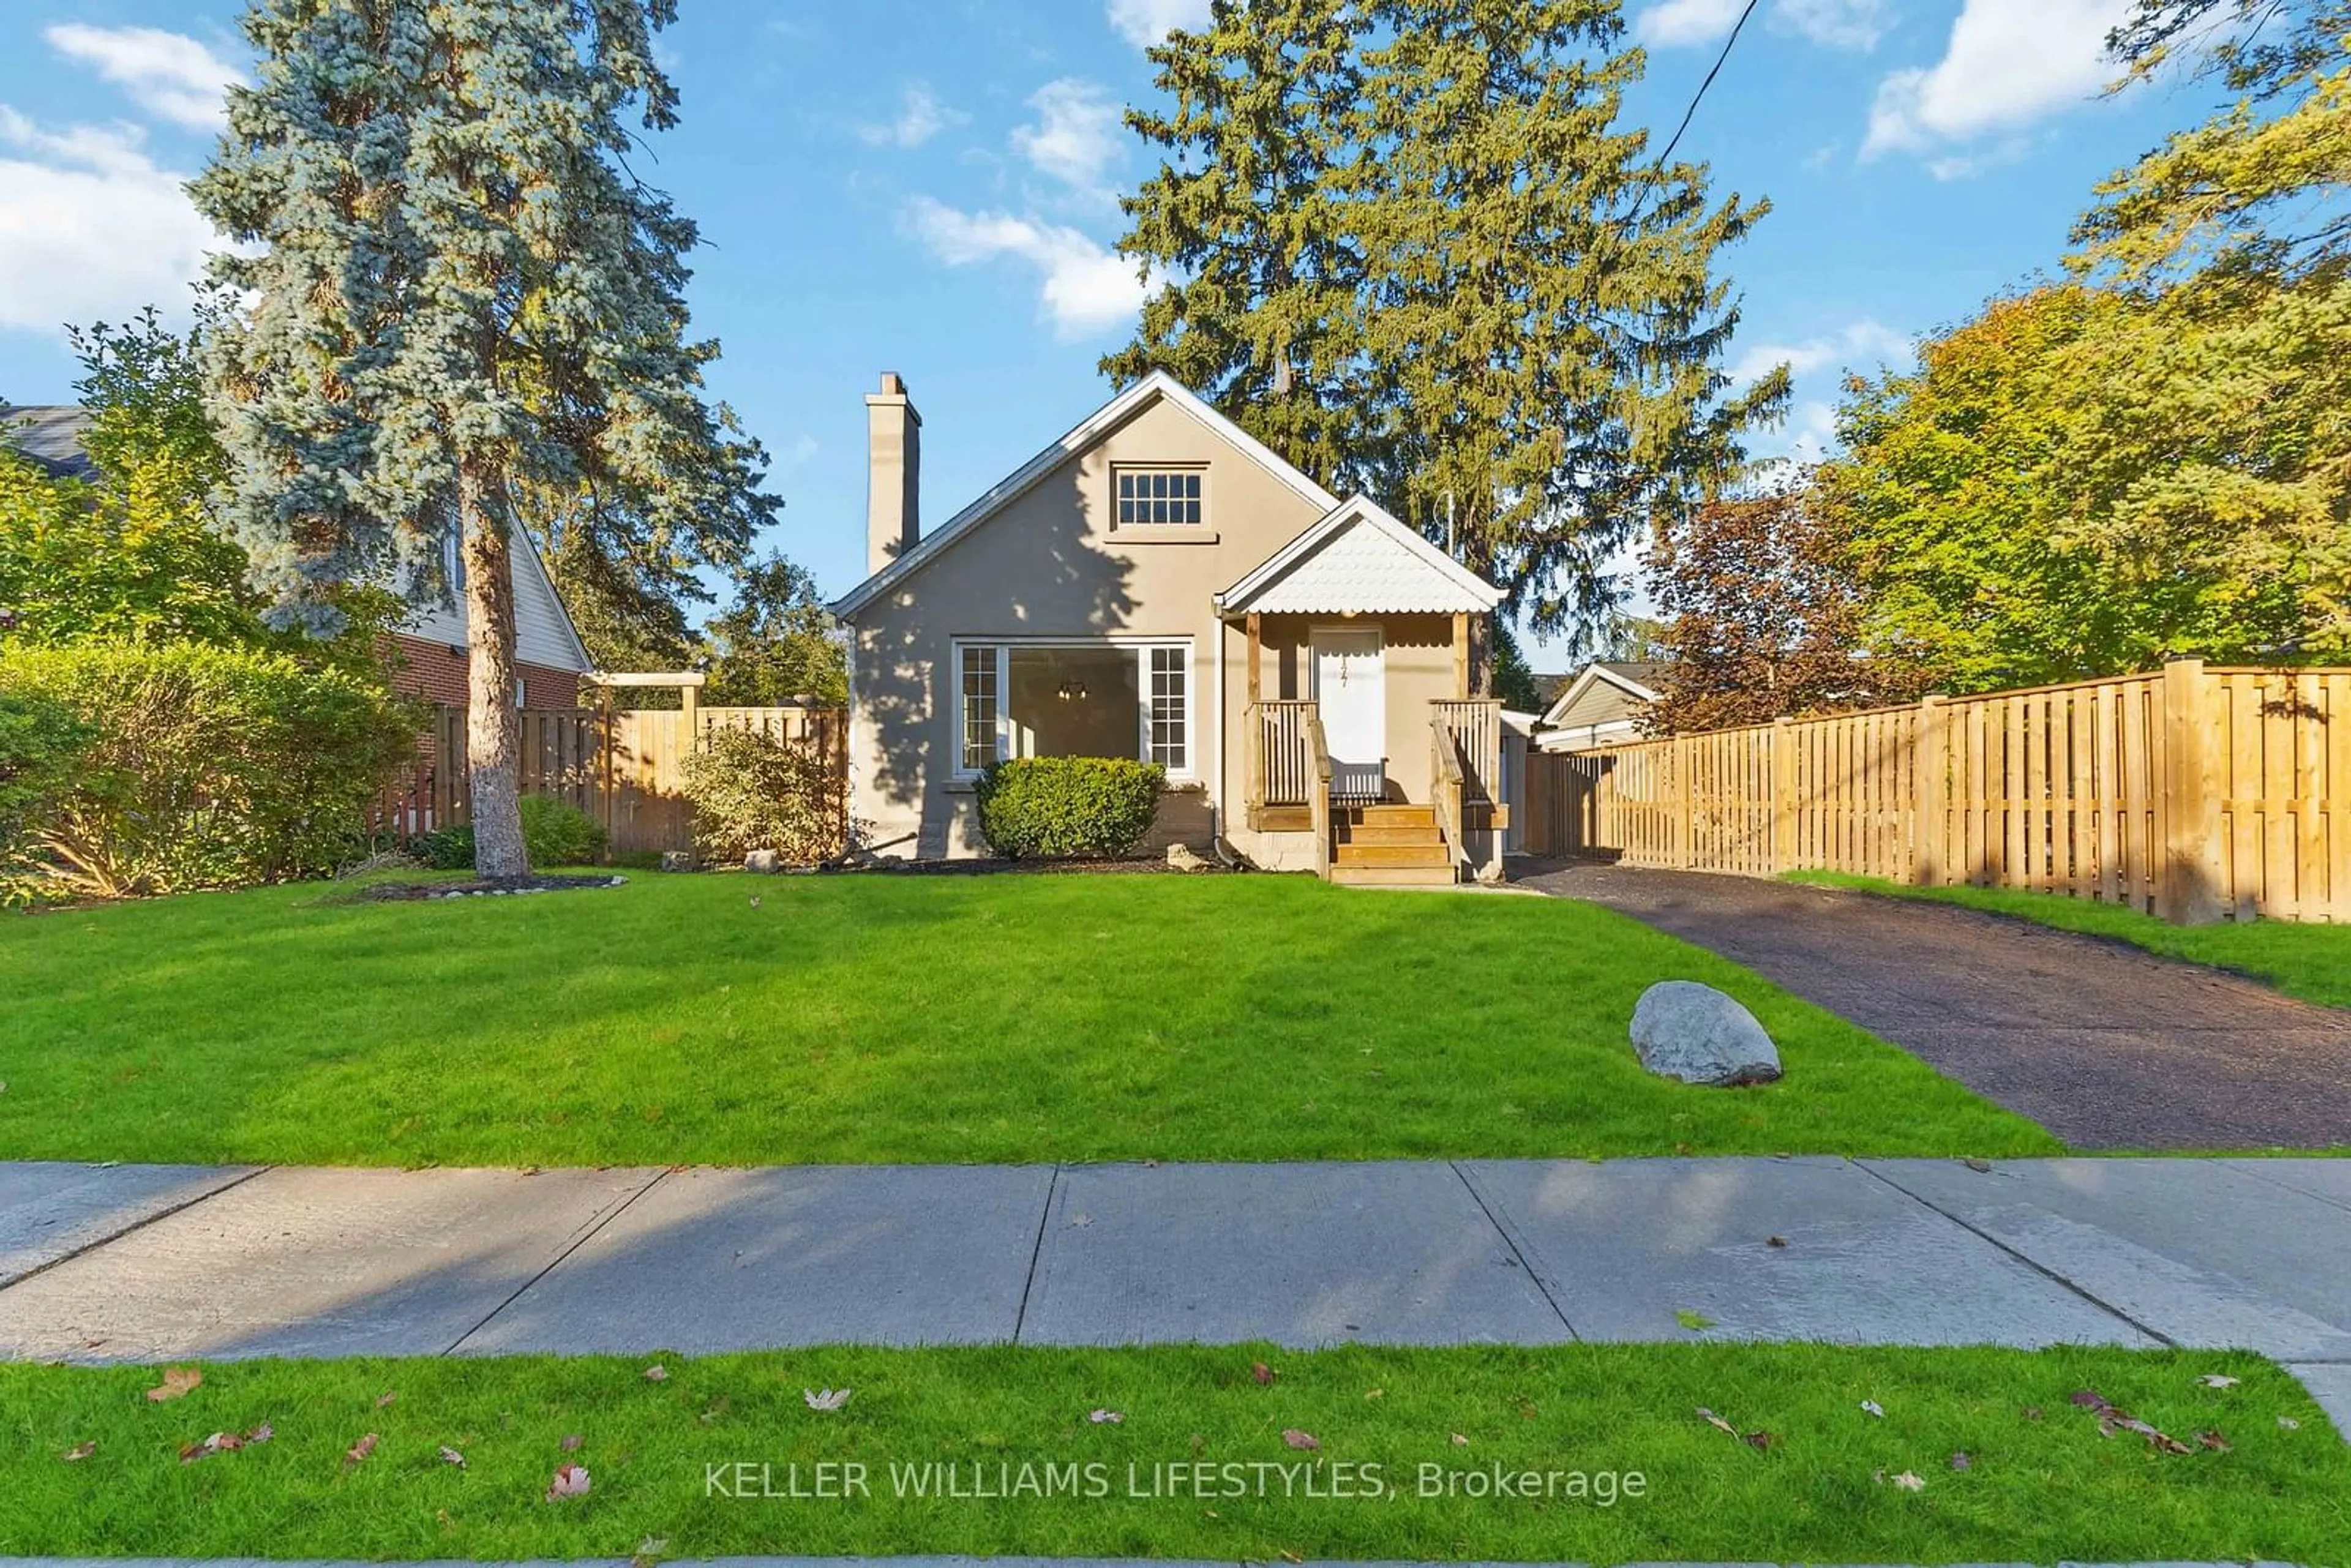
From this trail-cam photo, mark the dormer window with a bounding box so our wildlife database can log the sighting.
[1115,467,1204,526]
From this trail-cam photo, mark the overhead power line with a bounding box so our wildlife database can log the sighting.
[1627,0,1763,225]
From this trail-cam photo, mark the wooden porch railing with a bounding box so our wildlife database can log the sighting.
[1430,699,1501,805]
[1430,713,1468,877]
[1306,712,1334,880]
[1250,699,1320,810]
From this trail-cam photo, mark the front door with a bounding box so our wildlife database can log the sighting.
[1312,626,1385,799]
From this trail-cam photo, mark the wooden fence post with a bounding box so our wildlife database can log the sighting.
[1913,694,1946,888]
[2158,658,2222,924]
[1770,717,1794,874]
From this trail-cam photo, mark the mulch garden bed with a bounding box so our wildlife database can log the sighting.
[346,874,628,902]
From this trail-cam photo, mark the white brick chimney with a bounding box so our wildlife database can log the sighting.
[865,372,921,574]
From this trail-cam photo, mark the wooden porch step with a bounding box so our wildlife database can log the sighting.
[1342,803,1437,828]
[1334,842,1453,869]
[1330,863,1461,887]
[1335,822,1447,846]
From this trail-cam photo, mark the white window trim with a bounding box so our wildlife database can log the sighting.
[1110,462,1209,530]
[950,636,1196,783]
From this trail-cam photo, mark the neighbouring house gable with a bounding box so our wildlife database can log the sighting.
[402,532,594,674]
[1540,662,1663,730]
[829,371,1340,623]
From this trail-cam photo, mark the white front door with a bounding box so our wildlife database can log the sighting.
[1313,626,1385,799]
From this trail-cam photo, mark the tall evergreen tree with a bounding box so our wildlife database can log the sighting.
[1106,0,1782,641]
[193,0,775,877]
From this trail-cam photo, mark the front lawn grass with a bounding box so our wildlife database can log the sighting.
[2,1343,2341,1563]
[1788,872,2351,1012]
[0,872,2056,1165]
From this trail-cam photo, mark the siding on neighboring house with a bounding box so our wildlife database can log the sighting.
[390,633,583,710]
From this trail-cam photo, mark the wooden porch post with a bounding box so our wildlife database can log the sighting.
[1246,613,1263,708]
[1452,612,1469,700]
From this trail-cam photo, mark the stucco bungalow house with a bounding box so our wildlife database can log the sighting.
[828,372,1510,885]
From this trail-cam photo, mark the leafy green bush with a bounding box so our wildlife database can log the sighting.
[0,639,419,903]
[677,725,845,866]
[412,794,609,871]
[0,692,94,906]
[973,757,1165,859]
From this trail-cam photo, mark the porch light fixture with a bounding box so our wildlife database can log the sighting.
[1056,680,1089,702]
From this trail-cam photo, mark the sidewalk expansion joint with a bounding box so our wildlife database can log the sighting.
[440,1165,674,1356]
[1449,1159,1580,1340]
[0,1163,273,1297]
[1851,1158,2178,1347]
[1011,1162,1062,1343]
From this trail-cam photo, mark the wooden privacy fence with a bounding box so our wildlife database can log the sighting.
[1523,661,2351,925]
[378,702,846,858]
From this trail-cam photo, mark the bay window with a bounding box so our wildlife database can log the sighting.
[954,640,1192,779]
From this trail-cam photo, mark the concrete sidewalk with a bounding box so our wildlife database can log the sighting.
[4,1157,2350,1428]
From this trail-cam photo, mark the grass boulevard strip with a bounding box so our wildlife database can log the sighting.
[2,1343,2347,1562]
[0,873,2058,1165]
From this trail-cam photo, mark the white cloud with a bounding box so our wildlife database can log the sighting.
[1862,0,2128,162]
[1011,79,1123,196]
[1772,0,1886,51]
[902,195,1147,339]
[1106,0,1213,48]
[42,24,243,131]
[1633,0,1750,48]
[1727,318,1911,387]
[0,109,219,337]
[855,82,962,149]
[1637,0,1882,51]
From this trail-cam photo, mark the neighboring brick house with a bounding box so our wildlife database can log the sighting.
[2,402,596,710]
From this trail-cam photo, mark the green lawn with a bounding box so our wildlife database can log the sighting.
[1788,872,2351,1012]
[4,1344,2342,1563]
[0,872,2056,1166]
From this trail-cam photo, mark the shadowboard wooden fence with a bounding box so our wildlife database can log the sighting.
[378,702,846,858]
[1524,660,2350,925]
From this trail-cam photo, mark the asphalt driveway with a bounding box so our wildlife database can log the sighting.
[1516,861,2351,1150]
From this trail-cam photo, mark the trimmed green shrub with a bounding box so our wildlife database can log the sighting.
[413,794,609,871]
[0,692,94,906]
[677,725,845,866]
[973,757,1165,859]
[0,639,419,903]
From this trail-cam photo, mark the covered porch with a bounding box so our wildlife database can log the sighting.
[1215,496,1508,885]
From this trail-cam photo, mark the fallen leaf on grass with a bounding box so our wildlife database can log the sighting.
[375,1390,397,1408]
[440,1446,467,1468]
[2070,1389,2192,1454]
[1363,1387,1384,1401]
[1251,1362,1276,1386]
[344,1433,379,1468]
[1450,1433,1469,1446]
[1742,1430,1779,1451]
[803,1388,852,1412]
[561,1433,584,1451]
[1674,1309,1715,1332]
[1949,1450,1973,1471]
[2022,1405,2045,1422]
[643,1365,669,1383]
[2279,1416,2302,1431]
[1890,1470,1925,1492]
[1279,1551,1302,1564]
[1089,1409,1124,1424]
[2197,1373,2240,1389]
[1695,1408,1739,1438]
[60,1441,94,1462]
[145,1367,202,1403]
[546,1463,591,1501]
[1963,1158,1992,1172]
[2196,1429,2232,1452]
[1860,1400,1884,1418]
[181,1431,247,1463]
[1281,1429,1319,1450]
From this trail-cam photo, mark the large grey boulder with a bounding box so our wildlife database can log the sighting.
[1629,981,1783,1087]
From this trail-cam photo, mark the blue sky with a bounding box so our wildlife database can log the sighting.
[0,0,2218,658]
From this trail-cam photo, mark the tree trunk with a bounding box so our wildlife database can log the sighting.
[460,461,528,879]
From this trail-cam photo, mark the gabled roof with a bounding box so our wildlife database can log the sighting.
[1215,493,1503,616]
[828,370,1341,620]
[1539,659,1667,726]
[1,404,97,479]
